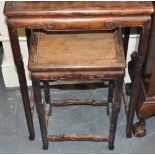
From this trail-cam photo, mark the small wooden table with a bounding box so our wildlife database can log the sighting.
[4,1,154,140]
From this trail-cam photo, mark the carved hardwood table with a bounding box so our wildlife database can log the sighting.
[4,1,154,140]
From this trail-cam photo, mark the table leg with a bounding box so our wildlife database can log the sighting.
[25,28,32,51]
[109,77,123,150]
[126,19,152,138]
[32,78,48,150]
[123,27,130,60]
[8,25,35,140]
[123,27,131,96]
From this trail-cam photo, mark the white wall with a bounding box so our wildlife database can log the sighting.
[0,1,32,87]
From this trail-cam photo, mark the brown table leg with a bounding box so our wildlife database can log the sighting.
[126,19,152,138]
[8,25,35,140]
[32,78,48,150]
[25,28,32,51]
[123,27,131,96]
[109,77,123,150]
[123,27,130,60]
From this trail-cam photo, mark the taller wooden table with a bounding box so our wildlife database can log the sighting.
[4,2,154,140]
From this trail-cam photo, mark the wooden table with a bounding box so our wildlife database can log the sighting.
[4,1,154,140]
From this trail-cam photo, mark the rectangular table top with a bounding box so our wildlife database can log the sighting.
[28,31,125,72]
[4,1,154,18]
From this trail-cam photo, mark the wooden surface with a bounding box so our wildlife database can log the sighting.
[148,61,155,96]
[139,98,155,118]
[28,31,125,72]
[138,61,155,118]
[48,134,109,142]
[4,1,154,17]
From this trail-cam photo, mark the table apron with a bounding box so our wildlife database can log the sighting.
[7,16,151,30]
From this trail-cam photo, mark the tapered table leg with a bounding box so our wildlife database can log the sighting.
[126,19,152,138]
[32,78,48,150]
[107,80,114,115]
[8,25,35,140]
[25,28,32,51]
[109,77,123,150]
[123,27,130,60]
[43,80,52,116]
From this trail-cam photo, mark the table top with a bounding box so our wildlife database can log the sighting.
[28,31,125,72]
[4,1,154,18]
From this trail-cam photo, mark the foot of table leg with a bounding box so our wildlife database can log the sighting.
[43,143,48,150]
[108,143,114,150]
[126,132,132,138]
[132,121,146,138]
[29,135,35,141]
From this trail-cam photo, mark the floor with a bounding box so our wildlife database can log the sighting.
[0,46,155,154]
